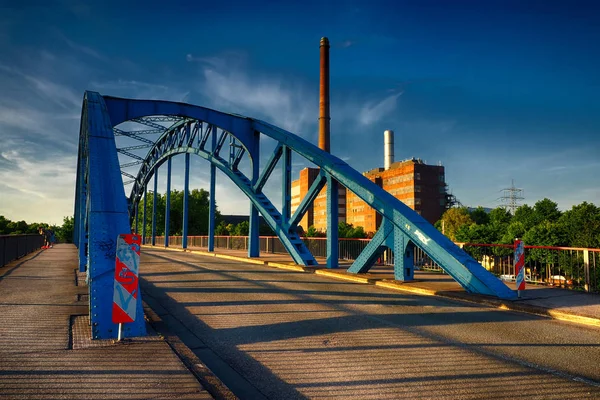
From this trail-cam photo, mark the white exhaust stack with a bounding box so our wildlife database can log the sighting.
[384,129,394,170]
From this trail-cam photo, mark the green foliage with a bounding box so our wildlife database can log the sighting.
[469,207,489,225]
[214,221,230,236]
[558,202,600,248]
[435,199,600,249]
[232,221,249,236]
[438,207,473,241]
[138,189,221,236]
[533,198,561,224]
[0,215,72,243]
[57,216,75,243]
[305,226,325,237]
[338,222,368,239]
[512,204,537,231]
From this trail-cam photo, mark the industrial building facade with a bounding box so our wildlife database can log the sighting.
[291,158,447,234]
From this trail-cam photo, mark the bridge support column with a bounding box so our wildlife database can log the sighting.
[142,185,147,245]
[392,227,415,281]
[346,218,414,281]
[152,169,158,246]
[326,176,339,268]
[248,130,260,258]
[165,157,171,247]
[77,184,87,273]
[182,153,189,249]
[282,146,291,221]
[134,201,139,234]
[208,129,216,252]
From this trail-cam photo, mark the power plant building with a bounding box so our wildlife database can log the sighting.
[291,130,447,234]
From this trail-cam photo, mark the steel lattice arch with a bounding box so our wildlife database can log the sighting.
[74,91,516,339]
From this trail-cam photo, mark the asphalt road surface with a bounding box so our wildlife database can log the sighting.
[141,248,600,400]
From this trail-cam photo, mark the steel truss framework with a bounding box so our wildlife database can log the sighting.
[74,92,515,339]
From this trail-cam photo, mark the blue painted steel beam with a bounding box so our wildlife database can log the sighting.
[248,129,260,258]
[142,186,147,244]
[289,172,326,229]
[281,146,292,222]
[164,157,171,247]
[252,120,515,298]
[100,94,513,298]
[254,143,283,193]
[182,153,189,249]
[77,92,146,339]
[134,202,139,234]
[208,126,216,252]
[326,176,339,268]
[152,170,157,246]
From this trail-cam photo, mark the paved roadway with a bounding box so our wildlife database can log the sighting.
[141,248,600,400]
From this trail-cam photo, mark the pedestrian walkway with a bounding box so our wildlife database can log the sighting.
[0,244,221,399]
[156,244,600,328]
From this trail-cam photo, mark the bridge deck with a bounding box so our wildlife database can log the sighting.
[155,244,600,323]
[2,245,599,399]
[141,247,600,399]
[0,244,215,399]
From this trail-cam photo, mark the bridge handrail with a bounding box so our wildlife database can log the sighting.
[457,242,600,252]
[0,234,44,267]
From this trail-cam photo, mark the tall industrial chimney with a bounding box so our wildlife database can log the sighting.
[384,130,395,170]
[318,37,330,153]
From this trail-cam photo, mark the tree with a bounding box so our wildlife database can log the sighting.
[523,221,567,248]
[512,204,537,231]
[533,198,561,224]
[57,216,75,243]
[232,221,249,236]
[438,208,473,241]
[469,207,489,225]
[559,202,600,248]
[215,221,230,236]
[305,226,325,237]
[489,207,512,225]
[137,189,221,237]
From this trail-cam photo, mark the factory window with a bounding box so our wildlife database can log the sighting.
[415,185,421,193]
[439,186,446,194]
[440,199,446,206]
[415,198,421,205]
[415,173,421,180]
[439,174,445,182]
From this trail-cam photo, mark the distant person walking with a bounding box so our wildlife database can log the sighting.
[47,229,55,248]
[38,226,53,249]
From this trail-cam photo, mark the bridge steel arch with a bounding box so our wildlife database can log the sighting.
[75,92,515,339]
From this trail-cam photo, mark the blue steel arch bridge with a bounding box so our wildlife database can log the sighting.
[74,91,516,339]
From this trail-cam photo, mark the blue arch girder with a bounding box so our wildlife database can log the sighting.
[76,92,515,340]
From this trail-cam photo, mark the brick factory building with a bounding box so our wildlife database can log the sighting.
[346,158,446,232]
[291,130,447,234]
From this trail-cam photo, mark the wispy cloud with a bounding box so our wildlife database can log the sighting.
[358,92,402,125]
[192,52,317,135]
[90,80,190,102]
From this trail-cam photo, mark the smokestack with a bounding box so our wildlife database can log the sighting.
[384,130,394,170]
[319,37,330,153]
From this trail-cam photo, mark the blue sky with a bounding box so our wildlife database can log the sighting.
[0,0,598,225]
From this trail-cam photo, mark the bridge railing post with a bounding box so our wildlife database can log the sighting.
[584,249,590,292]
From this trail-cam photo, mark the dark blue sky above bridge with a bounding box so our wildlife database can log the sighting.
[0,0,599,224]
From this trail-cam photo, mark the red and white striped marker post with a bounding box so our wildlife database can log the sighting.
[112,234,141,341]
[514,239,525,298]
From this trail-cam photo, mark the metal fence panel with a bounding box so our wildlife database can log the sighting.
[0,234,44,267]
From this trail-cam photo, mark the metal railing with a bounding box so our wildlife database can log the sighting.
[0,234,44,268]
[145,235,600,293]
[457,243,600,293]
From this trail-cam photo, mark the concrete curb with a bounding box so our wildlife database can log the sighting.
[143,245,600,329]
